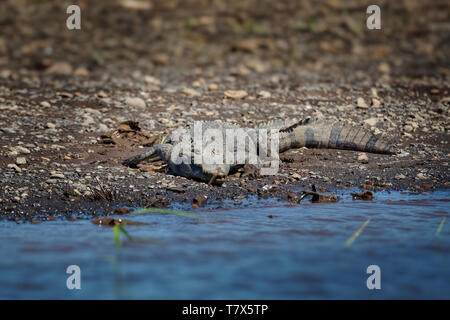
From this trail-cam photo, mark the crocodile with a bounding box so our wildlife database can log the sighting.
[122,118,394,184]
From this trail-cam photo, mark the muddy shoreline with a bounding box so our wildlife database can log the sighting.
[0,1,449,220]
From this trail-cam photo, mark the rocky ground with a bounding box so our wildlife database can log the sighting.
[0,0,449,220]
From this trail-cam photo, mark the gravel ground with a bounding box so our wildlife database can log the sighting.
[0,0,448,220]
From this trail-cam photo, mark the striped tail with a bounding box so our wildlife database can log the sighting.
[279,120,394,154]
[122,146,157,167]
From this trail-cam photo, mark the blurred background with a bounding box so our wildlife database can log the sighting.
[0,0,448,79]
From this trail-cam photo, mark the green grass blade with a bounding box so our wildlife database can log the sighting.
[435,217,446,236]
[132,207,197,218]
[118,225,133,241]
[113,225,122,248]
[345,218,371,247]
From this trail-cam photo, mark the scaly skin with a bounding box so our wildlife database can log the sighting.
[122,118,395,183]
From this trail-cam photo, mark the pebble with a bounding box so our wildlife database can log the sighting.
[182,88,201,97]
[152,53,168,65]
[403,132,413,138]
[403,125,413,132]
[2,127,16,134]
[144,75,161,85]
[224,90,248,99]
[291,173,301,180]
[363,117,378,127]
[16,157,27,165]
[7,163,21,173]
[357,153,369,163]
[258,91,271,98]
[50,173,65,179]
[81,115,95,126]
[378,62,391,73]
[415,173,428,180]
[125,97,146,109]
[98,123,109,132]
[357,97,369,109]
[74,67,90,77]
[45,61,73,75]
[395,174,406,180]
[15,146,31,154]
[371,98,381,107]
[208,83,218,91]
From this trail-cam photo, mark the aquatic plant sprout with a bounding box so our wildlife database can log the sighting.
[113,225,133,248]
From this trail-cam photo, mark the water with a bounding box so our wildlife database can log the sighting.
[0,190,449,299]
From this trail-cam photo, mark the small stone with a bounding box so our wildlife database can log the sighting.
[371,98,381,107]
[46,179,58,184]
[357,97,369,109]
[125,97,146,109]
[50,173,65,179]
[378,62,391,73]
[182,88,201,97]
[403,132,413,139]
[407,121,418,129]
[364,117,378,127]
[81,115,95,126]
[357,153,369,163]
[0,69,11,78]
[395,174,406,180]
[246,59,267,73]
[224,90,248,99]
[73,67,90,77]
[152,53,168,65]
[98,123,109,132]
[144,75,161,85]
[45,61,73,75]
[16,146,31,154]
[7,163,21,173]
[2,127,16,134]
[45,122,56,129]
[291,173,301,180]
[370,88,378,97]
[233,39,260,53]
[208,83,218,91]
[404,125,413,132]
[16,157,27,165]
[415,173,428,180]
[119,0,153,10]
[40,101,51,108]
[258,90,271,98]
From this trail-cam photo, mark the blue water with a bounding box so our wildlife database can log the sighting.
[0,190,449,299]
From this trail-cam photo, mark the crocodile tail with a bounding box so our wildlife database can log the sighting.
[280,120,394,154]
[122,146,157,167]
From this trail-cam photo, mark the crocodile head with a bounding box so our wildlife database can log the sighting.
[157,144,230,185]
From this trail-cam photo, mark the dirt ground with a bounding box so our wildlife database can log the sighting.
[0,0,449,220]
